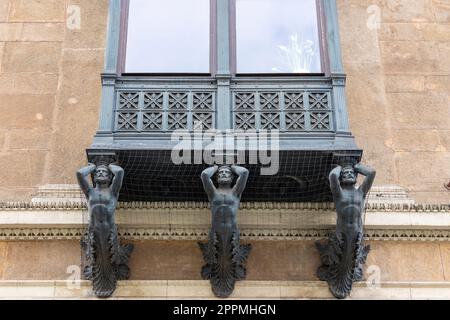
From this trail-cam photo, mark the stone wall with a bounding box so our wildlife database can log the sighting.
[0,0,447,203]
[339,0,450,203]
[1,240,449,282]
[0,0,107,201]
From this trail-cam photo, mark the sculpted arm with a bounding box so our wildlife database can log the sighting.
[329,166,342,197]
[355,163,376,196]
[231,165,249,196]
[76,164,96,197]
[201,165,218,199]
[109,164,124,198]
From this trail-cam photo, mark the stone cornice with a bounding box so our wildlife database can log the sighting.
[0,185,448,241]
[1,280,450,299]
[119,228,450,242]
[0,227,449,242]
[0,201,449,212]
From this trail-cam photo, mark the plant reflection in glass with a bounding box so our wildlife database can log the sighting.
[274,34,318,73]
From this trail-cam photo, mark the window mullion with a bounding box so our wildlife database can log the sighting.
[215,0,232,130]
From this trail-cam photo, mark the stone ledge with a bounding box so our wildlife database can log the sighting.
[0,215,449,241]
[0,184,447,241]
[1,201,448,212]
[0,207,449,241]
[0,227,449,242]
[0,280,449,300]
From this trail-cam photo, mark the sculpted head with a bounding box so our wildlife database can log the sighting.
[340,164,357,186]
[94,165,112,186]
[216,165,233,187]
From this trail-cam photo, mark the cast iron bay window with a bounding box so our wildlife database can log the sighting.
[88,0,362,202]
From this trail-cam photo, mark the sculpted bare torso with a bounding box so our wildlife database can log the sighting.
[198,164,251,298]
[211,191,240,231]
[316,162,376,299]
[76,163,132,298]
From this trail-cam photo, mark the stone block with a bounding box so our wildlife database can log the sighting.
[422,23,450,41]
[128,241,203,280]
[391,129,441,152]
[440,243,450,281]
[388,92,450,129]
[367,241,445,282]
[0,94,55,129]
[28,150,48,186]
[380,41,441,75]
[8,128,52,150]
[0,152,31,187]
[385,75,425,93]
[246,241,319,281]
[380,22,450,43]
[410,287,450,300]
[0,1,8,22]
[0,130,5,149]
[233,281,281,298]
[114,281,168,298]
[0,282,56,298]
[439,130,450,150]
[380,0,436,23]
[0,41,4,70]
[0,0,9,22]
[166,281,212,298]
[21,22,64,41]
[379,23,426,41]
[425,75,450,92]
[1,241,80,280]
[280,281,333,299]
[0,187,33,201]
[0,242,7,279]
[2,42,61,73]
[438,42,450,72]
[8,0,66,22]
[394,152,450,192]
[349,285,412,300]
[0,22,22,41]
[410,191,450,204]
[0,73,58,94]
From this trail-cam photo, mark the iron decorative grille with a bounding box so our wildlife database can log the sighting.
[115,91,216,132]
[232,90,333,131]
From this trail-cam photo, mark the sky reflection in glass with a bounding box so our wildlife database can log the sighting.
[125,0,210,73]
[236,0,321,74]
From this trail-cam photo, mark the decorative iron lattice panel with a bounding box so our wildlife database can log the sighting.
[233,91,333,132]
[115,91,215,132]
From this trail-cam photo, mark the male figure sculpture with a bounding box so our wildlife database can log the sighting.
[198,165,251,298]
[316,162,376,299]
[77,162,133,298]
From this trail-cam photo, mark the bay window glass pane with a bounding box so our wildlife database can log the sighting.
[236,0,322,73]
[125,0,210,73]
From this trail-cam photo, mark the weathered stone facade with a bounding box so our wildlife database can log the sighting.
[0,0,107,201]
[0,0,448,203]
[0,0,448,299]
[340,0,450,203]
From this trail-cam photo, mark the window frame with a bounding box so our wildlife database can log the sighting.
[118,0,217,76]
[117,0,329,77]
[230,0,329,76]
